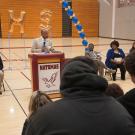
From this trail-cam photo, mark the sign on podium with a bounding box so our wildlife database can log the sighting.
[28,53,65,95]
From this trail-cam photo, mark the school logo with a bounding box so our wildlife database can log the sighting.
[38,63,60,92]
[42,72,58,88]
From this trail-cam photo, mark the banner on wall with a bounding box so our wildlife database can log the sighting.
[118,0,135,8]
[38,63,60,92]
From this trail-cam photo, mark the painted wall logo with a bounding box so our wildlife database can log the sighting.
[42,72,58,88]
[38,63,60,92]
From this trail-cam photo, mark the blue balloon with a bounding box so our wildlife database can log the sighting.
[62,1,68,8]
[82,40,88,46]
[79,32,85,38]
[76,24,83,31]
[67,9,73,16]
[72,16,78,24]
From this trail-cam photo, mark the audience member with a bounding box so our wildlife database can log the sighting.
[129,41,135,53]
[31,29,57,53]
[22,91,52,135]
[118,51,135,122]
[105,83,124,98]
[105,40,126,81]
[85,43,115,76]
[25,56,135,135]
[0,56,4,94]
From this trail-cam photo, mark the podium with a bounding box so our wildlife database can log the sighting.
[28,53,65,98]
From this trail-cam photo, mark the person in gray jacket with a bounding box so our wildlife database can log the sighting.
[31,29,56,53]
[85,43,115,76]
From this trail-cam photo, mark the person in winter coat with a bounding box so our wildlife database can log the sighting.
[24,56,135,135]
[118,51,135,122]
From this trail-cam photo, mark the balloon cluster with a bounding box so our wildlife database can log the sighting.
[61,0,89,47]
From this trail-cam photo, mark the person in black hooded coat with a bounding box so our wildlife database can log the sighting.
[118,51,135,122]
[24,56,135,135]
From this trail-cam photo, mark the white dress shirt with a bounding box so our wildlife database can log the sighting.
[31,37,53,53]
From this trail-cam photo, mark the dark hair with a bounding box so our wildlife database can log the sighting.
[125,51,135,76]
[105,83,124,98]
[110,40,119,48]
[130,41,135,53]
[28,91,52,117]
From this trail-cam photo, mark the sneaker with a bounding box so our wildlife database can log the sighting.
[106,68,116,74]
[0,91,2,95]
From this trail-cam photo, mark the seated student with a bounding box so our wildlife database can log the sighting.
[31,29,59,53]
[129,41,135,53]
[105,83,124,98]
[85,43,115,76]
[118,51,135,122]
[105,40,126,81]
[22,91,52,135]
[0,56,4,94]
[25,56,135,135]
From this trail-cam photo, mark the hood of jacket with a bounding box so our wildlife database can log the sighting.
[60,60,108,97]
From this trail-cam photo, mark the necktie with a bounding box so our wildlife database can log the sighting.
[43,41,46,47]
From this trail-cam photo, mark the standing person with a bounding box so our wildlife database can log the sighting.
[22,91,52,135]
[118,51,135,122]
[129,41,135,53]
[85,43,115,76]
[105,40,126,81]
[25,56,135,135]
[31,29,56,53]
[0,56,4,94]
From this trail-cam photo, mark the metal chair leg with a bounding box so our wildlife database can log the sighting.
[2,81,5,92]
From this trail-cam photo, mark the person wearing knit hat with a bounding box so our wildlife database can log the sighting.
[25,56,135,135]
[85,43,116,77]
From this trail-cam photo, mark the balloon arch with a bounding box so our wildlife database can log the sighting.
[61,0,89,47]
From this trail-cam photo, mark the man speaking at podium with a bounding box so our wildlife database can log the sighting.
[31,29,57,53]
